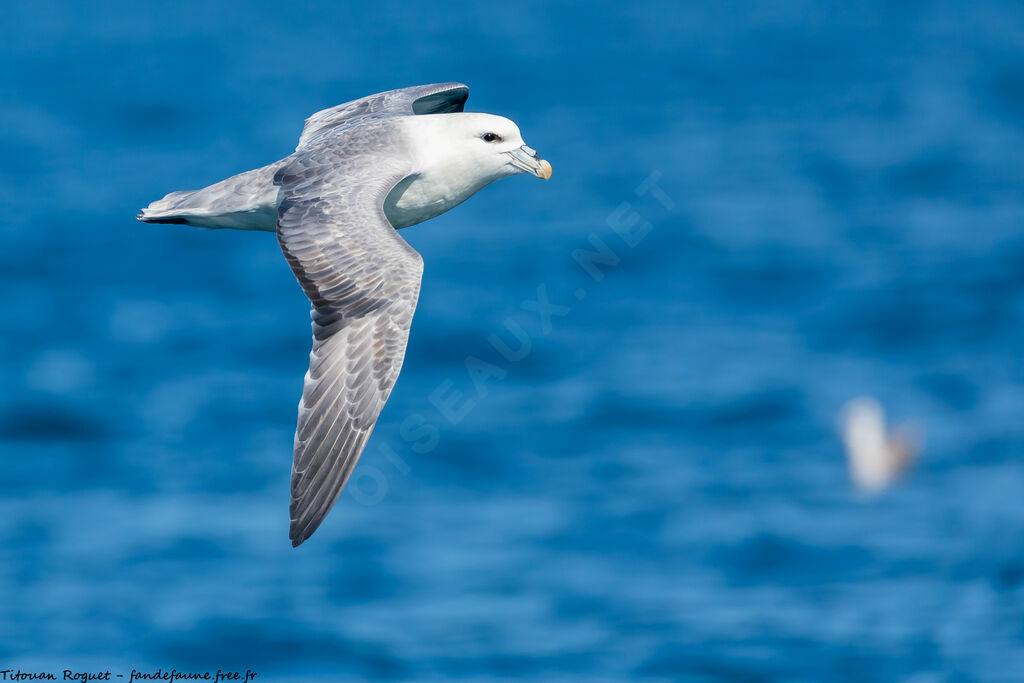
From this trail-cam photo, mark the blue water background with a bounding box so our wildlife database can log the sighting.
[3,1,1024,680]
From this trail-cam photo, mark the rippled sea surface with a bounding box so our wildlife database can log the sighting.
[3,1,1024,680]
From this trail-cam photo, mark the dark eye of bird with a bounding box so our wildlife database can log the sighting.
[482,132,501,143]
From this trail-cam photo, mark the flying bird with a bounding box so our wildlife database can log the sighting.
[838,397,921,493]
[138,83,551,546]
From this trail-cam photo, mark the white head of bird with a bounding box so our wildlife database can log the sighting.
[385,113,551,229]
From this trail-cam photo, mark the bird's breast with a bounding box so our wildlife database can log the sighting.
[383,167,491,229]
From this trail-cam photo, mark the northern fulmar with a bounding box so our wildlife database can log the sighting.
[839,397,920,493]
[138,83,551,546]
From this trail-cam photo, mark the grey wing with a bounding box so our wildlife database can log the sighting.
[276,138,423,547]
[296,82,469,151]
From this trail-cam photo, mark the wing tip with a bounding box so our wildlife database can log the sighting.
[289,505,326,548]
[289,522,312,547]
[411,83,469,115]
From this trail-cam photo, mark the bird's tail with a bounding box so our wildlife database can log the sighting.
[137,160,286,231]
[137,190,201,225]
